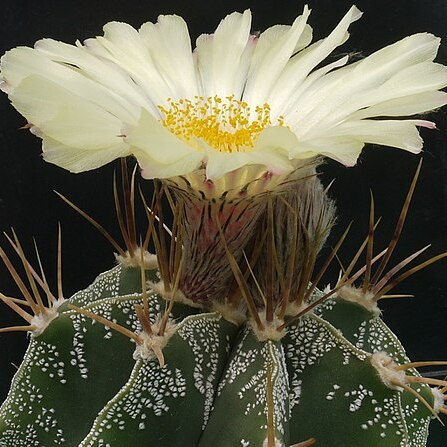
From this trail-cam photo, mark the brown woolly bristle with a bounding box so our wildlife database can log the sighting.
[371,158,422,284]
[0,293,34,323]
[399,383,444,425]
[55,191,125,257]
[302,222,352,305]
[140,184,174,289]
[362,190,375,293]
[372,245,431,294]
[0,230,66,334]
[67,304,140,342]
[113,170,134,255]
[373,251,447,300]
[216,217,264,331]
[33,238,57,306]
[0,243,39,315]
[56,158,149,259]
[336,159,447,309]
[0,325,37,333]
[338,219,382,284]
[290,438,317,447]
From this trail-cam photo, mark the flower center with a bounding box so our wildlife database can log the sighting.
[159,95,284,153]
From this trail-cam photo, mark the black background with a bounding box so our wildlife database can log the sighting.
[0,0,446,445]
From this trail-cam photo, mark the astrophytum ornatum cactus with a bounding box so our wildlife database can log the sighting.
[0,161,446,447]
[1,4,447,447]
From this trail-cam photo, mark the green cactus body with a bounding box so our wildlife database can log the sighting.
[0,264,440,447]
[0,265,198,446]
[284,313,432,446]
[315,296,410,361]
[66,263,157,307]
[80,312,238,446]
[315,296,434,446]
[199,328,289,447]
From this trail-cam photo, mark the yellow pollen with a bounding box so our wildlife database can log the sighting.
[158,96,285,153]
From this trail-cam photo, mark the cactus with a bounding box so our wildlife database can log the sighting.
[0,160,446,447]
[1,5,447,446]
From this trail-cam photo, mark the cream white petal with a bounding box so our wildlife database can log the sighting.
[317,119,429,153]
[205,151,262,180]
[212,9,252,97]
[271,55,349,119]
[344,33,441,90]
[305,62,447,133]
[243,5,312,106]
[298,137,366,166]
[194,34,212,96]
[349,91,447,120]
[128,112,204,178]
[134,149,204,179]
[33,39,148,118]
[205,146,294,181]
[195,10,252,98]
[254,126,300,159]
[11,75,125,150]
[244,8,310,80]
[205,126,299,180]
[43,137,130,173]
[232,37,257,101]
[269,5,362,114]
[101,21,155,62]
[295,23,313,52]
[139,15,199,99]
[84,22,174,109]
[249,21,312,62]
[284,59,360,131]
[369,62,447,102]
[125,109,204,166]
[1,46,137,122]
[295,33,443,136]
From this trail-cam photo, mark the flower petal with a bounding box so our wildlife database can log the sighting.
[84,21,174,109]
[296,138,365,166]
[254,126,299,158]
[271,55,349,119]
[364,61,447,104]
[243,5,312,106]
[205,150,260,180]
[317,119,428,153]
[295,33,444,136]
[195,10,252,98]
[43,137,130,172]
[11,75,125,150]
[134,150,204,179]
[269,5,362,114]
[34,39,148,117]
[1,46,138,122]
[311,61,447,130]
[1,7,446,181]
[205,126,299,180]
[125,109,204,175]
[349,91,447,120]
[139,15,199,99]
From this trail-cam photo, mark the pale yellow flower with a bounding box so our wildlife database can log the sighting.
[1,5,446,187]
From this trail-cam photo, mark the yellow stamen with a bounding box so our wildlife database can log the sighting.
[159,95,284,153]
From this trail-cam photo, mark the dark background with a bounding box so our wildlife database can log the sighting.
[0,0,446,445]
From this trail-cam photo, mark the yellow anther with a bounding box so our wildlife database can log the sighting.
[159,96,284,153]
